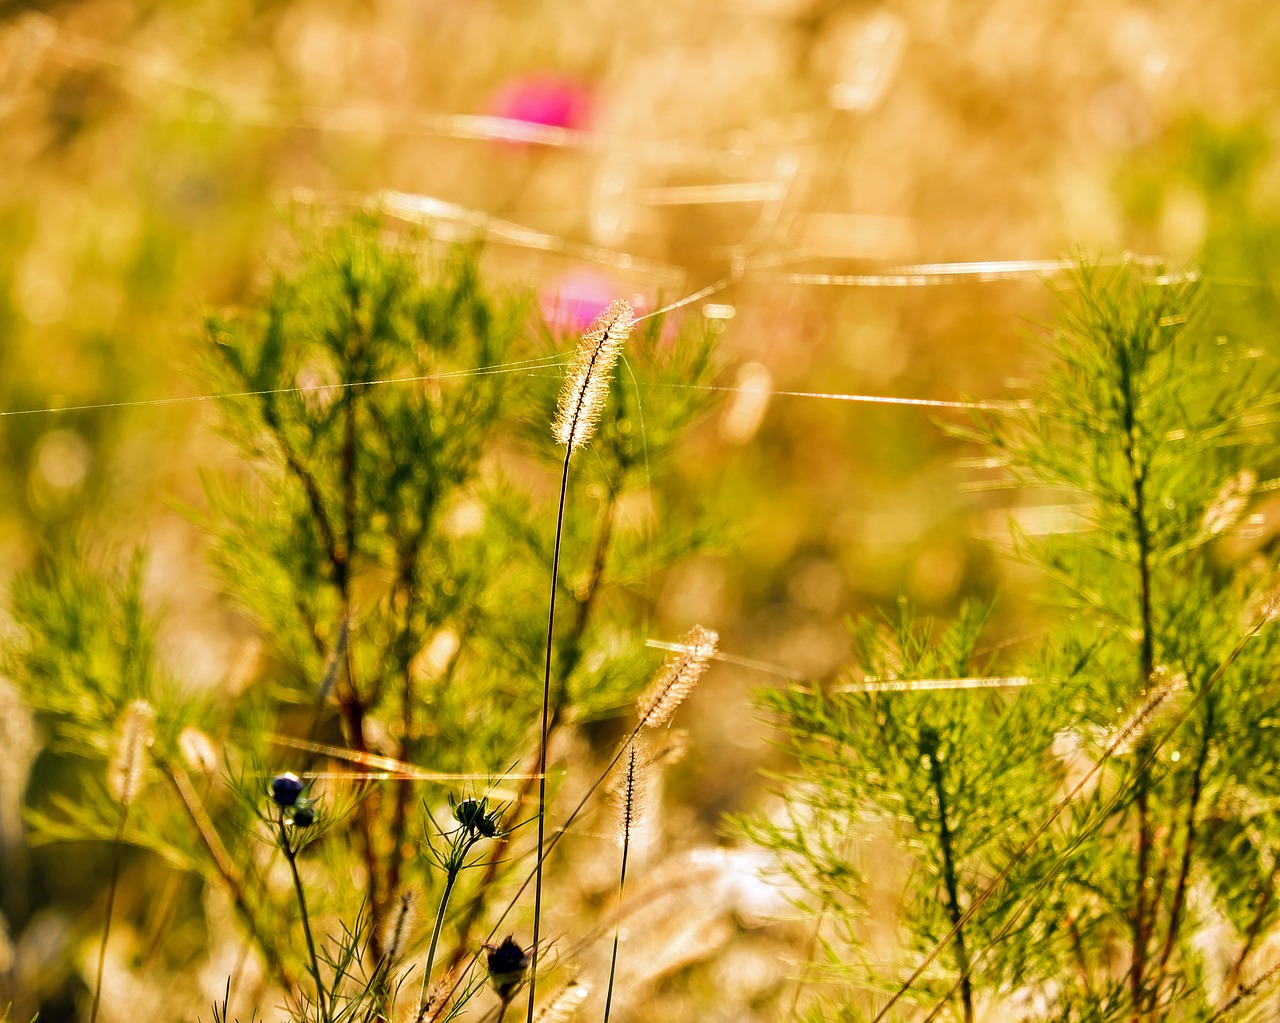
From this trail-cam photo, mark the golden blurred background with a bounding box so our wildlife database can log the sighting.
[4,1,1280,1018]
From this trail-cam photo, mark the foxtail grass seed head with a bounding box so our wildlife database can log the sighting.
[1106,668,1186,756]
[534,979,590,1023]
[553,299,634,451]
[108,700,155,806]
[178,726,218,775]
[379,885,420,963]
[614,741,647,848]
[1201,469,1256,538]
[637,625,717,728]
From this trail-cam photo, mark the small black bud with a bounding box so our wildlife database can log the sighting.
[290,805,317,828]
[271,772,306,807]
[485,935,529,1000]
[454,797,499,838]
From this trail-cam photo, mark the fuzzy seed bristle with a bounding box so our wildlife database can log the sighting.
[553,299,634,451]
[614,740,647,848]
[380,885,419,964]
[1201,469,1256,538]
[637,625,717,728]
[108,700,155,806]
[178,726,218,775]
[534,979,590,1023]
[1106,668,1185,756]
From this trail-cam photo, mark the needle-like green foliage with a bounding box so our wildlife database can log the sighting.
[3,218,724,1022]
[748,266,1280,1022]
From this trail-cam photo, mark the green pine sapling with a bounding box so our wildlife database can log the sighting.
[750,265,1280,1022]
[5,217,724,1022]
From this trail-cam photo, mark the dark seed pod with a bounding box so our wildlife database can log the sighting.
[485,935,529,1000]
[454,796,500,838]
[271,772,306,807]
[290,805,317,828]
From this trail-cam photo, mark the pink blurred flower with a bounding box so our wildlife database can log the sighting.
[490,73,592,136]
[541,270,643,335]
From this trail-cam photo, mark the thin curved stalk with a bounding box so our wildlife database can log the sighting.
[279,811,328,1021]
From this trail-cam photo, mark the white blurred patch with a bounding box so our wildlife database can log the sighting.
[33,428,90,492]
[719,362,771,444]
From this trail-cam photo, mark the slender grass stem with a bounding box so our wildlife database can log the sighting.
[168,767,297,993]
[601,842,629,1023]
[279,811,328,1022]
[529,442,573,1023]
[447,487,617,971]
[88,809,129,1023]
[417,870,459,1021]
[602,745,638,1023]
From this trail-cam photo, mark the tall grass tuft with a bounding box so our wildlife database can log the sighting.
[531,300,635,1023]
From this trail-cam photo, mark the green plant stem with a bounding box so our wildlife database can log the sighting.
[926,747,974,1023]
[914,615,1270,1023]
[1120,350,1155,1021]
[168,767,297,993]
[417,869,459,1021]
[448,486,618,974]
[257,393,342,578]
[529,441,574,1023]
[1152,700,1214,1007]
[388,501,433,907]
[89,805,129,1023]
[279,812,328,1022]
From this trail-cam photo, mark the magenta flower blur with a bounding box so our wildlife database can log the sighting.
[490,73,591,134]
[541,269,622,335]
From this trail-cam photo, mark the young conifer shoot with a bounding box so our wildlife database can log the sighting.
[530,299,635,1023]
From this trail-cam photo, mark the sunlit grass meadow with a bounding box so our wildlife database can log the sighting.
[7,4,1280,1022]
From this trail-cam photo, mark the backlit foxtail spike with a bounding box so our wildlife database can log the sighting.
[108,700,155,806]
[553,299,634,451]
[534,979,590,1023]
[178,726,218,776]
[379,884,420,964]
[637,625,717,728]
[614,739,647,848]
[1106,668,1186,756]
